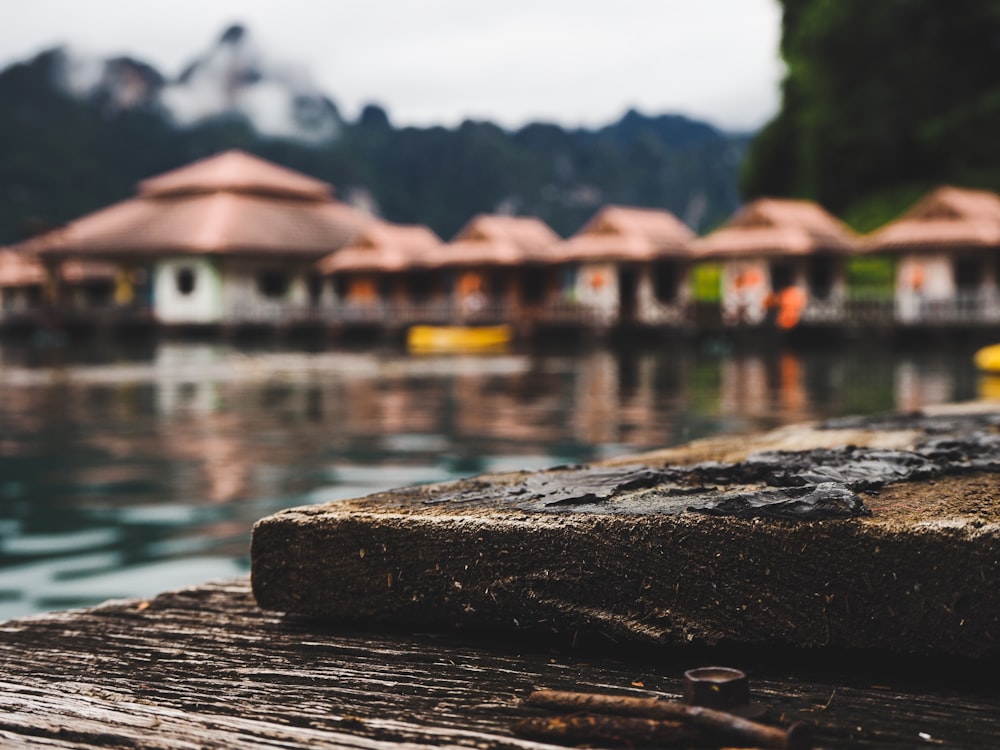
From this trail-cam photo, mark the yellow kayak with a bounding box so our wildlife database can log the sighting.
[407,324,512,353]
[973,343,1000,373]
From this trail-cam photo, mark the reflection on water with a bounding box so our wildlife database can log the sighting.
[0,339,985,618]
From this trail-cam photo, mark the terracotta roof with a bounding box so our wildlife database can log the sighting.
[910,185,1000,222]
[581,205,695,245]
[138,150,333,200]
[0,250,46,287]
[15,152,372,261]
[317,223,442,274]
[546,205,694,263]
[425,238,529,268]
[451,215,561,255]
[865,186,1000,252]
[59,259,118,282]
[426,214,562,268]
[693,198,859,258]
[0,250,157,285]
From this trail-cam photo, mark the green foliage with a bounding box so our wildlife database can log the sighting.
[839,183,930,234]
[690,263,723,303]
[845,256,895,298]
[742,0,1000,223]
[0,50,748,245]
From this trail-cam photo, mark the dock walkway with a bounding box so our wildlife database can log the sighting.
[0,578,997,748]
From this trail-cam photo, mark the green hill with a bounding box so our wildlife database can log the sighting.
[0,48,749,245]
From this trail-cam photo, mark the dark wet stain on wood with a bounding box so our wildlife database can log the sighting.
[423,415,1000,520]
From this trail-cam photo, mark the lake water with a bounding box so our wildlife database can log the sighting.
[0,335,990,619]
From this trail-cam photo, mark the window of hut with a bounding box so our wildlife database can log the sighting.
[769,261,795,291]
[378,276,391,299]
[175,267,197,296]
[333,275,349,300]
[558,266,578,300]
[84,280,114,308]
[953,257,983,290]
[618,267,638,321]
[653,261,681,303]
[306,274,323,305]
[408,271,434,303]
[522,268,548,304]
[257,270,290,299]
[807,256,836,300]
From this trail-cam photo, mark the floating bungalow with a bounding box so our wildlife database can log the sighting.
[540,205,695,329]
[865,185,1000,326]
[5,148,1000,339]
[0,249,119,328]
[319,214,562,331]
[692,198,861,328]
[426,214,561,325]
[6,150,372,328]
[316,206,696,333]
[316,222,444,325]
[0,250,45,326]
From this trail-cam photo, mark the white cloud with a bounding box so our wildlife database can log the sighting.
[0,0,783,131]
[55,47,107,98]
[156,26,339,141]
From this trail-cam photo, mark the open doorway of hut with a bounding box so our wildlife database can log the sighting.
[618,267,638,323]
[769,261,795,292]
[953,257,984,292]
[807,255,836,300]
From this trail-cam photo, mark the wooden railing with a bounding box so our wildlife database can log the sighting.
[896,291,1000,326]
[801,295,895,326]
[7,292,1000,332]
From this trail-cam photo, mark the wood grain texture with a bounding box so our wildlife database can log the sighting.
[251,409,1000,658]
[0,578,997,748]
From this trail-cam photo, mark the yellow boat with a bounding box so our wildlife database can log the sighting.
[973,343,1000,373]
[407,324,513,353]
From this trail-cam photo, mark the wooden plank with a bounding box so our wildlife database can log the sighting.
[252,408,1000,659]
[0,579,997,748]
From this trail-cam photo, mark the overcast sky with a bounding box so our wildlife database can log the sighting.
[0,0,785,132]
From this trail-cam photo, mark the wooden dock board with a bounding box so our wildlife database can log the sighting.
[0,578,997,748]
[252,405,1000,659]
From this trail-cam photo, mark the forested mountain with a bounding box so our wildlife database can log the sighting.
[741,0,1000,231]
[0,28,749,245]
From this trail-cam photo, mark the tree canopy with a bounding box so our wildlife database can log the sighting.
[740,0,1000,230]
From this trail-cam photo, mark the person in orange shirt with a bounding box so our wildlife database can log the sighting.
[776,286,807,329]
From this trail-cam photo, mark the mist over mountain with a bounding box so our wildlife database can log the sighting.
[55,24,343,143]
[0,24,750,244]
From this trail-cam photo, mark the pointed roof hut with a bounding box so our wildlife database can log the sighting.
[546,205,695,263]
[429,215,562,267]
[316,222,442,274]
[0,250,114,301]
[0,250,46,288]
[865,186,1000,252]
[16,150,373,261]
[693,198,859,258]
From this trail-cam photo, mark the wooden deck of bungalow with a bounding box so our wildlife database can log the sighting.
[9,293,1000,339]
[2,404,1000,748]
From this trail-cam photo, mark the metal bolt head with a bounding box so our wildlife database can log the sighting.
[683,666,750,710]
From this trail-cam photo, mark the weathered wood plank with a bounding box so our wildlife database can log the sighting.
[2,405,999,747]
[0,579,997,748]
[251,408,1000,658]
